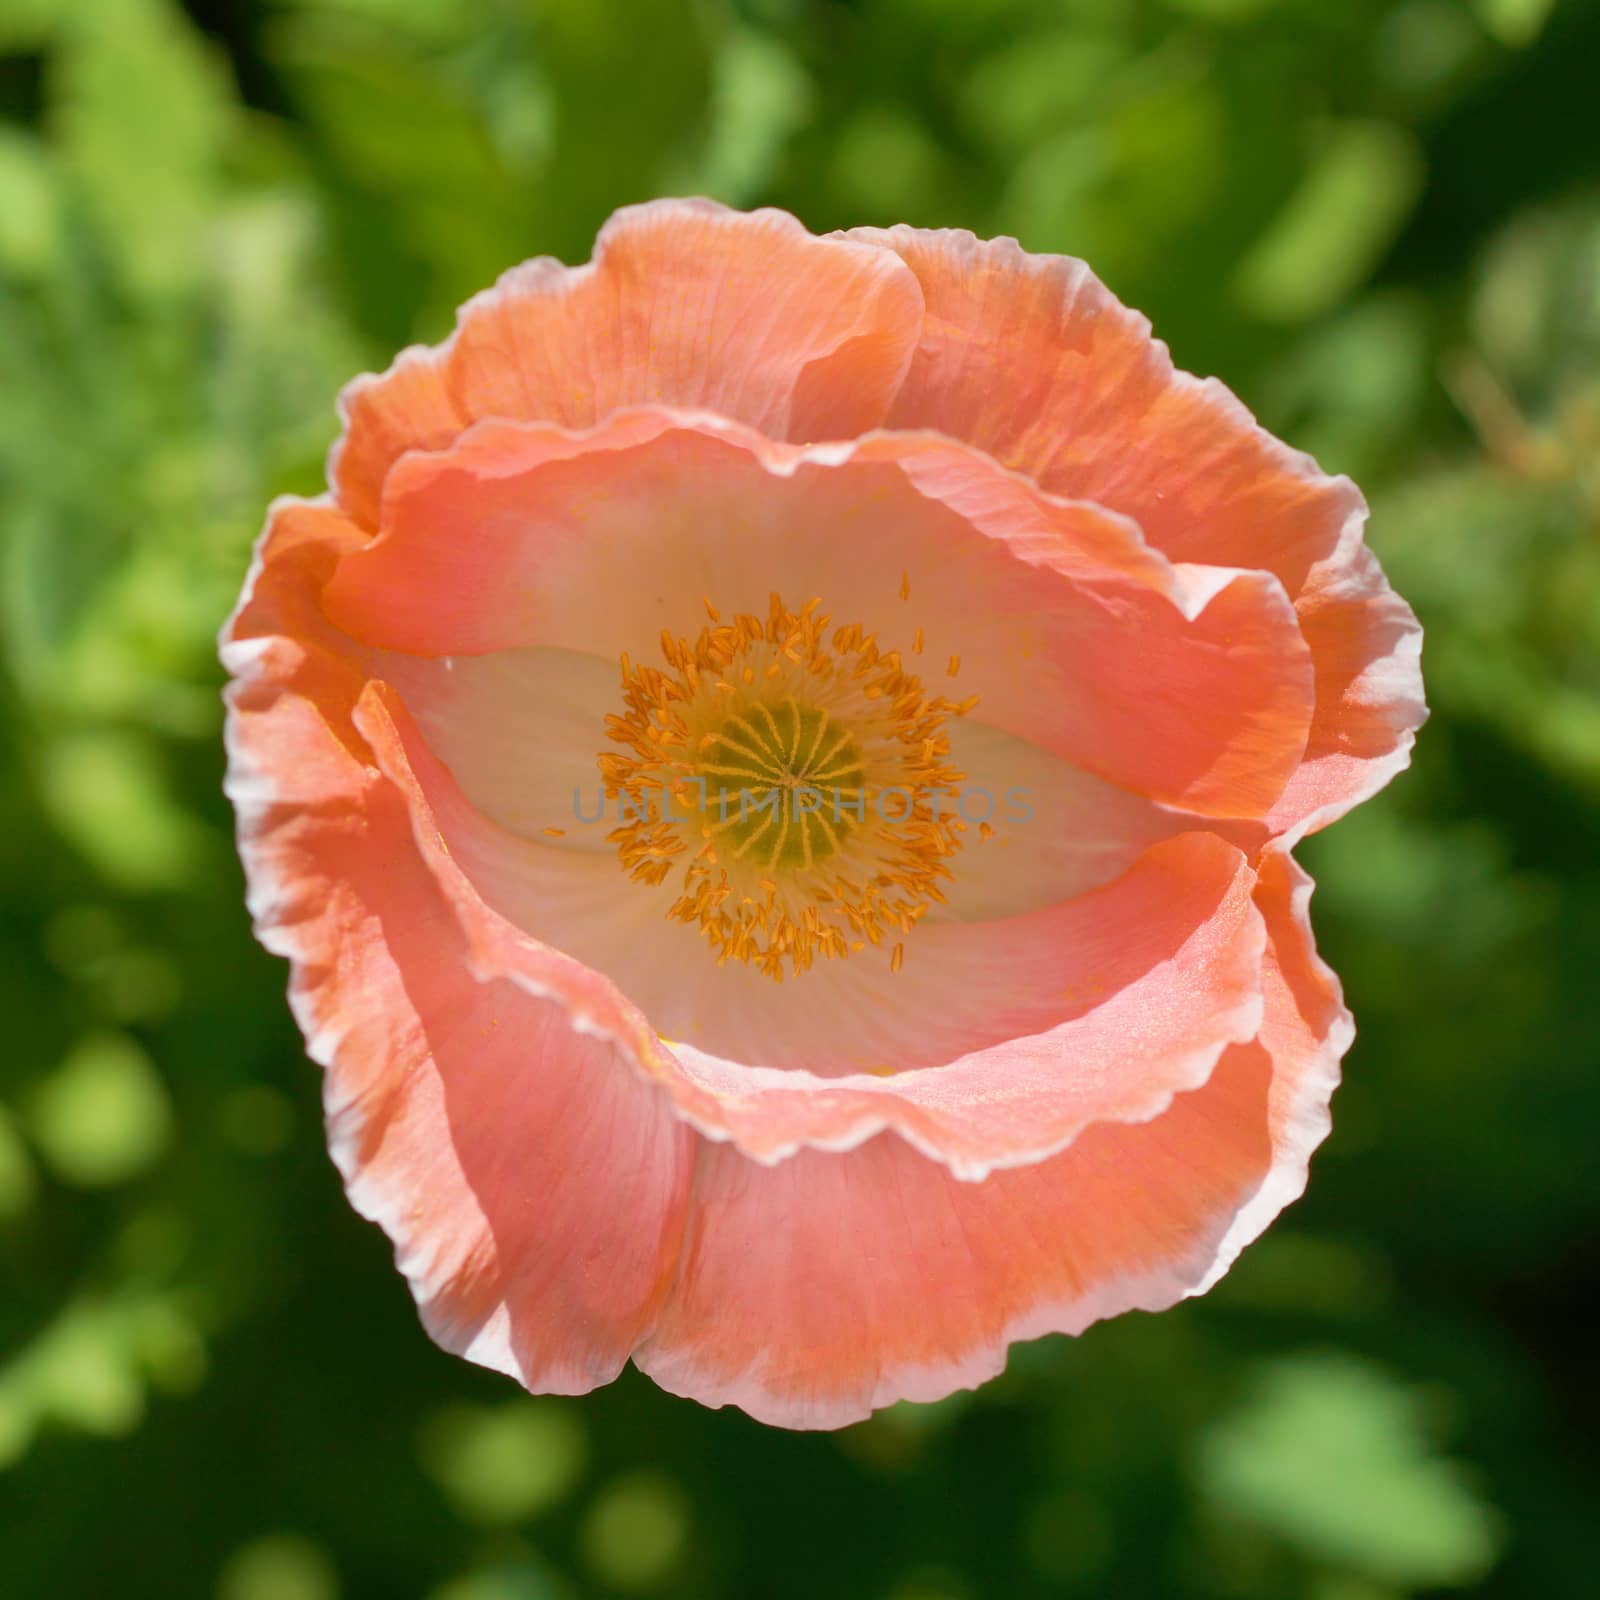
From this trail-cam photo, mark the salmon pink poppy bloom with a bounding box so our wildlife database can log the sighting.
[222,201,1424,1429]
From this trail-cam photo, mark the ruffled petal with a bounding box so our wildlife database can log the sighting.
[332,199,925,529]
[222,498,693,1393]
[361,688,1267,1176]
[324,410,1315,821]
[1263,541,1428,842]
[1190,847,1352,1285]
[632,845,1349,1429]
[848,224,1426,836]
[650,830,1266,1176]
[846,226,1357,587]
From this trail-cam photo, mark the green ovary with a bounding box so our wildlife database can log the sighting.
[694,699,867,870]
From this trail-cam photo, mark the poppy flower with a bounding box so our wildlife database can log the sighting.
[222,200,1424,1428]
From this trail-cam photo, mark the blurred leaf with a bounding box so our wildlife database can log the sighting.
[679,22,812,204]
[1236,121,1424,322]
[875,0,1027,34]
[276,43,507,200]
[0,489,125,710]
[27,1031,174,1188]
[886,1570,974,1600]
[418,1401,588,1524]
[1472,196,1600,400]
[1374,1,1484,99]
[17,1306,145,1434]
[1309,1581,1406,1600]
[1310,806,1555,967]
[1196,1353,1504,1586]
[1003,57,1227,282]
[1377,464,1600,791]
[217,1085,295,1157]
[0,1107,39,1221]
[962,29,1128,154]
[0,130,60,279]
[1473,0,1558,47]
[828,104,952,225]
[579,1471,691,1590]
[1260,292,1432,479]
[1023,1490,1115,1585]
[1162,0,1280,18]
[272,0,467,41]
[0,1291,202,1466]
[427,1562,572,1600]
[39,729,216,891]
[1210,1232,1393,1318]
[268,19,527,319]
[53,0,232,299]
[530,0,717,258]
[215,1534,340,1600]
[0,0,69,49]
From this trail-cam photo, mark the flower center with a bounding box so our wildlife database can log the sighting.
[695,700,865,869]
[600,593,975,980]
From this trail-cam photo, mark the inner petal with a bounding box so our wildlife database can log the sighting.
[326,414,1314,821]
[379,680,1256,1081]
[372,624,1208,1071]
[372,645,618,850]
[324,411,1308,1061]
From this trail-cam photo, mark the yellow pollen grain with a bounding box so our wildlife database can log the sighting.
[890,942,905,973]
[542,826,566,838]
[899,570,910,601]
[947,654,961,677]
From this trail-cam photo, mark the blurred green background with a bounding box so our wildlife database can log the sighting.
[2,0,1597,1595]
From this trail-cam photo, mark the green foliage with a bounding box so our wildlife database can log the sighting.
[1197,1354,1503,1586]
[27,1031,175,1187]
[1234,120,1426,323]
[2,1,1597,1597]
[54,0,232,301]
[419,1402,589,1526]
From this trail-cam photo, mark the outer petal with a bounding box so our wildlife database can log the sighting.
[324,409,1315,821]
[332,199,926,528]
[1262,541,1427,842]
[848,225,1426,837]
[632,847,1349,1429]
[222,498,693,1392]
[1190,848,1352,1285]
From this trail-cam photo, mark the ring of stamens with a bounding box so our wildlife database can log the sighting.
[601,593,976,980]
